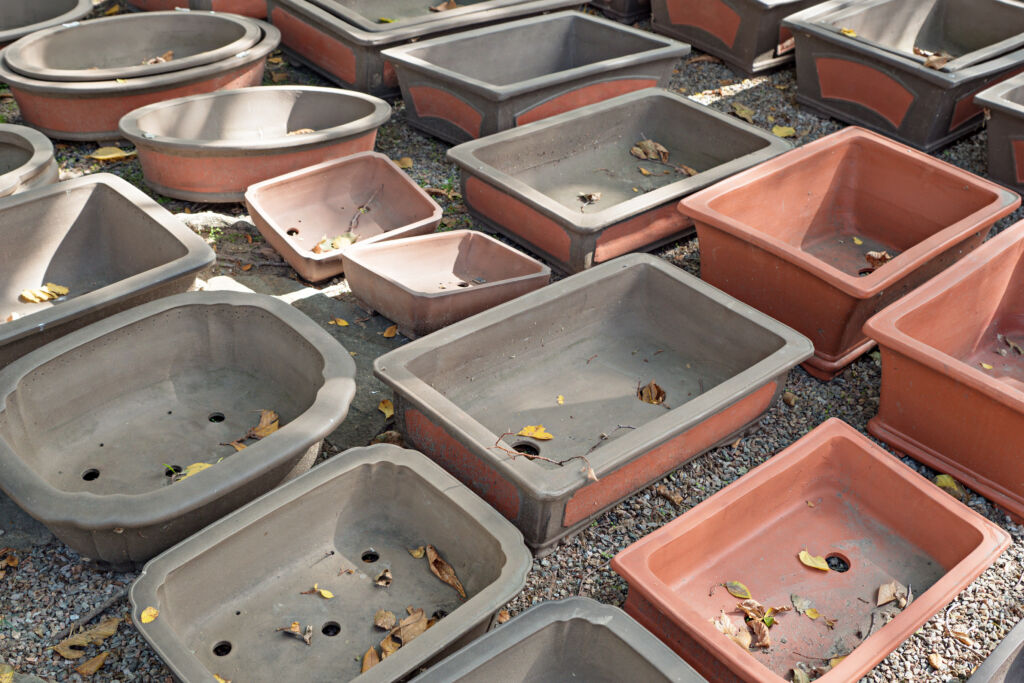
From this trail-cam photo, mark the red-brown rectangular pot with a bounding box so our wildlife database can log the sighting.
[679,126,1020,381]
[611,418,1011,683]
[864,219,1024,524]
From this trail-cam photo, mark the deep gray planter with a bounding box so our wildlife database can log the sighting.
[969,616,1024,682]
[0,0,91,48]
[590,0,651,23]
[975,72,1024,194]
[0,124,58,198]
[382,11,689,144]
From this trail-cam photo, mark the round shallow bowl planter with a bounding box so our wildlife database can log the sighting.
[0,0,91,48]
[0,124,58,198]
[121,86,391,202]
[0,19,280,141]
[127,0,267,18]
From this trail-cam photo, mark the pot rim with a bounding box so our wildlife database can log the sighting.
[974,69,1024,118]
[0,0,92,46]
[0,123,55,197]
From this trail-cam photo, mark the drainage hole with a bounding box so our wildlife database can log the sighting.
[81,468,100,481]
[286,228,300,236]
[321,622,341,636]
[512,442,539,456]
[208,412,226,423]
[826,554,850,572]
[361,549,379,563]
[164,465,182,477]
[167,410,173,415]
[212,641,232,656]
[98,443,104,448]
[235,611,241,616]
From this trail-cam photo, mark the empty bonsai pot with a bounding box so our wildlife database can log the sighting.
[415,598,706,682]
[344,230,552,339]
[590,0,651,23]
[382,11,689,144]
[374,254,813,554]
[120,86,390,203]
[611,418,1011,683]
[448,88,789,274]
[244,151,438,282]
[129,443,531,682]
[975,73,1024,194]
[0,17,280,141]
[783,0,1024,152]
[0,0,91,48]
[0,174,213,368]
[0,290,357,569]
[126,0,267,18]
[650,0,823,75]
[0,124,58,198]
[679,126,1020,381]
[864,220,1024,524]
[969,614,1024,682]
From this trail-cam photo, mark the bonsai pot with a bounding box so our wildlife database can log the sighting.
[0,17,280,141]
[968,614,1024,682]
[678,126,1020,381]
[0,174,214,368]
[120,86,391,203]
[590,0,651,23]
[415,598,706,682]
[381,11,689,144]
[864,220,1024,524]
[0,290,357,569]
[374,254,812,555]
[344,230,551,339]
[0,0,91,48]
[447,88,790,274]
[129,444,531,682]
[783,0,1024,152]
[611,419,1011,683]
[975,72,1024,194]
[0,124,58,198]
[244,151,438,282]
[650,0,823,75]
[127,0,267,18]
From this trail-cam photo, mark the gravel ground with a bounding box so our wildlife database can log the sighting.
[1,3,1023,682]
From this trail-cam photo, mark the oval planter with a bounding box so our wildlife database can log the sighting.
[0,124,58,198]
[0,19,280,141]
[4,10,262,83]
[127,0,267,18]
[0,0,91,48]
[0,290,357,569]
[121,86,391,202]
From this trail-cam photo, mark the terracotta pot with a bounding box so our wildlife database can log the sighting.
[344,230,551,339]
[864,220,1024,524]
[0,19,280,141]
[969,612,1024,681]
[126,0,267,18]
[0,0,91,48]
[374,253,812,554]
[129,443,531,682]
[0,124,58,198]
[448,88,789,274]
[611,418,1011,683]
[120,86,390,203]
[679,126,1020,381]
[975,73,1024,194]
[244,151,439,282]
[590,0,651,23]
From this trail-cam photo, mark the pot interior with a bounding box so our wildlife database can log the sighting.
[0,0,79,30]
[0,137,32,176]
[331,0,497,24]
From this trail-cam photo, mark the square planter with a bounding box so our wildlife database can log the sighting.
[0,291,357,569]
[590,0,651,24]
[650,0,823,75]
[864,220,1024,524]
[679,126,1020,381]
[611,419,1011,683]
[374,254,813,554]
[129,443,531,683]
[0,123,58,198]
[127,0,267,18]
[975,72,1024,195]
[0,173,214,368]
[415,597,706,682]
[782,0,1024,152]
[447,88,790,274]
[381,11,689,145]
[344,230,551,339]
[968,615,1024,682]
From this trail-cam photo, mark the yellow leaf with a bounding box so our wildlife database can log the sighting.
[934,474,967,501]
[830,656,846,668]
[141,607,159,624]
[772,125,796,138]
[981,362,994,370]
[74,652,109,676]
[840,28,857,37]
[270,71,289,83]
[798,549,830,571]
[45,283,69,296]
[20,288,56,303]
[104,4,121,14]
[378,17,395,23]
[327,318,349,326]
[722,581,751,599]
[250,409,279,438]
[805,607,820,619]
[395,157,414,169]
[0,663,13,683]
[382,324,398,338]
[89,146,136,161]
[268,56,283,64]
[852,236,863,245]
[517,425,554,440]
[175,462,211,481]
[730,102,756,123]
[227,441,246,452]
[408,546,425,558]
[378,399,395,419]
[362,646,380,672]
[557,395,564,405]
[638,167,652,176]
[318,588,334,599]
[214,676,231,683]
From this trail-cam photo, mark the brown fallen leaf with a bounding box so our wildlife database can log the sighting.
[999,333,1024,355]
[142,50,174,65]
[429,0,457,11]
[637,380,666,405]
[577,192,602,208]
[638,166,653,176]
[277,621,302,636]
[924,53,952,70]
[426,545,466,599]
[790,594,813,615]
[55,617,120,659]
[792,669,811,683]
[656,485,684,507]
[686,54,722,65]
[74,652,109,676]
[877,579,905,607]
[248,409,279,439]
[361,646,380,672]
[286,128,315,135]
[382,324,398,339]
[390,607,428,645]
[372,430,405,447]
[379,634,401,658]
[374,610,396,630]
[227,440,247,452]
[750,618,771,648]
[730,102,756,123]
[630,139,670,163]
[374,569,393,588]
[865,250,893,269]
[497,609,511,624]
[678,164,698,176]
[711,610,752,649]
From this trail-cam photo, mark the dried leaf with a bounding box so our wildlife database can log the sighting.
[55,617,120,659]
[318,587,334,599]
[142,50,174,65]
[140,607,158,624]
[678,164,698,176]
[839,27,857,37]
[390,608,428,645]
[380,634,401,658]
[395,157,414,169]
[173,462,212,482]
[89,147,136,161]
[877,580,904,606]
[372,430,404,447]
[656,485,684,507]
[227,441,246,452]
[950,630,974,647]
[830,656,846,668]
[722,581,752,600]
[426,545,466,598]
[497,609,510,624]
[710,610,751,650]
[637,380,666,405]
[792,669,811,683]
[631,139,670,163]
[577,191,602,205]
[278,621,302,635]
[328,318,349,326]
[638,166,653,176]
[249,409,279,439]
[730,102,756,123]
[517,425,554,440]
[286,128,315,136]
[923,53,952,70]
[751,618,771,648]
[686,54,722,65]
[928,653,946,670]
[378,399,395,419]
[772,125,796,138]
[214,676,230,683]
[382,324,398,338]
[270,71,289,83]
[805,607,820,619]
[557,395,564,405]
[1003,334,1024,355]
[408,546,425,558]
[361,646,380,672]
[851,236,864,245]
[429,0,457,10]
[378,17,395,23]
[20,287,61,303]
[798,549,830,571]
[45,283,69,297]
[865,251,893,269]
[74,652,109,676]
[374,569,393,588]
[374,610,396,630]
[791,594,813,614]
[934,474,967,501]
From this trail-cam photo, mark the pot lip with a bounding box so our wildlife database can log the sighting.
[0,289,358,530]
[373,254,814,499]
[0,19,281,96]
[128,443,532,683]
[3,10,263,83]
[118,85,391,152]
[0,0,92,45]
[308,0,584,34]
[447,87,791,234]
[610,418,1012,683]
[863,219,1024,411]
[678,126,1022,298]
[380,11,689,102]
[0,124,55,197]
[974,70,1024,117]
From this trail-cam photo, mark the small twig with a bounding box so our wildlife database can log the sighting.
[349,184,383,230]
[312,550,335,566]
[792,651,832,662]
[490,433,598,480]
[577,559,611,596]
[585,425,637,454]
[585,354,598,364]
[51,586,128,643]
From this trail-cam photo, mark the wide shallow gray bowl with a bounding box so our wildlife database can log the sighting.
[0,123,58,198]
[0,0,91,48]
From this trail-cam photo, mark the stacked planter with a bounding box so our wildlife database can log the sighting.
[0,124,58,198]
[975,72,1024,194]
[126,0,267,18]
[0,0,91,48]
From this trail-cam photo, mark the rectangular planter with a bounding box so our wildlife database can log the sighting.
[863,220,1024,525]
[975,72,1024,195]
[344,230,551,339]
[381,11,689,145]
[264,0,583,97]
[374,254,812,554]
[611,418,1011,683]
[415,597,706,681]
[969,614,1024,682]
[129,443,531,683]
[679,126,1020,381]
[783,0,1024,152]
[245,151,442,283]
[447,88,790,274]
[0,173,214,368]
[590,0,651,23]
[650,0,823,75]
